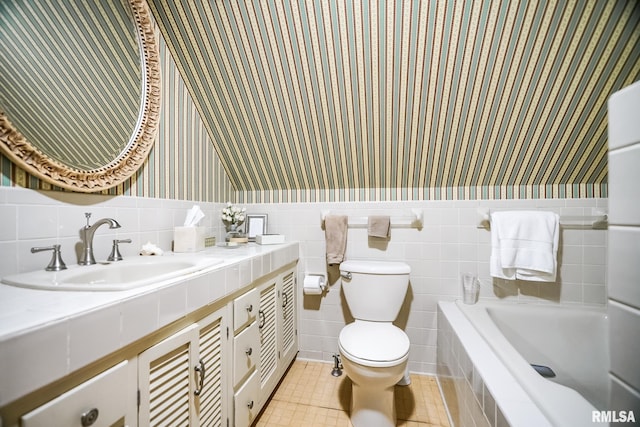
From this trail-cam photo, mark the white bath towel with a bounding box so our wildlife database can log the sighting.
[490,211,560,282]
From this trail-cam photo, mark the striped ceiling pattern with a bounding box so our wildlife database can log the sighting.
[0,0,141,170]
[149,0,640,201]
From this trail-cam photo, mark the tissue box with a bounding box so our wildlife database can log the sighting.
[255,234,285,245]
[174,226,206,252]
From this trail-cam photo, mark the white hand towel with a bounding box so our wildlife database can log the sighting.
[490,211,560,282]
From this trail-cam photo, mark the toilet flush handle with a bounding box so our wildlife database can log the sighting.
[340,271,352,280]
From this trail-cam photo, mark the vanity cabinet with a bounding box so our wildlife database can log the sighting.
[137,324,200,426]
[1,252,298,427]
[279,270,297,369]
[258,278,278,398]
[232,266,298,426]
[257,269,297,408]
[232,288,261,427]
[137,266,297,427]
[196,309,230,426]
[138,306,230,427]
[20,361,136,427]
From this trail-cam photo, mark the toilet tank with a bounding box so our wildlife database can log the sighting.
[340,260,410,321]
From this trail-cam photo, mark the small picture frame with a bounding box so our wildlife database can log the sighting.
[245,214,268,241]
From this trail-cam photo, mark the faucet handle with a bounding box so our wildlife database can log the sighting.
[107,239,132,262]
[31,245,67,271]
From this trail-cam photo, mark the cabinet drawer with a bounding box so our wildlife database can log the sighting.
[21,361,133,427]
[234,288,259,332]
[234,371,259,427]
[233,320,259,387]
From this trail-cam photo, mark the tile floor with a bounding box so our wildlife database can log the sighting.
[255,360,451,426]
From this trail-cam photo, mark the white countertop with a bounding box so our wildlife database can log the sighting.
[0,242,299,407]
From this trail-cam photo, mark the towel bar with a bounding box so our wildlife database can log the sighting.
[320,209,423,229]
[477,208,608,230]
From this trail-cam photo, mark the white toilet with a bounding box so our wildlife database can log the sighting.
[338,260,411,427]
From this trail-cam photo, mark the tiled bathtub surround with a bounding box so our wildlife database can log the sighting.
[240,197,608,374]
[436,301,549,427]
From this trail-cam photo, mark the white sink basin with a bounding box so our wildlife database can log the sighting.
[1,255,224,291]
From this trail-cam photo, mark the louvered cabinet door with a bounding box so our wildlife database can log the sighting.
[196,307,229,427]
[138,324,200,427]
[258,280,278,401]
[279,270,297,364]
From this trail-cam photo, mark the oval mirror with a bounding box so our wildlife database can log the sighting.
[0,0,160,192]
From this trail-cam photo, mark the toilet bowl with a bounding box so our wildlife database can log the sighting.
[339,321,410,426]
[337,260,411,427]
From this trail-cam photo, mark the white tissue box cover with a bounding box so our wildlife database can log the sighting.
[174,226,206,252]
[256,234,285,245]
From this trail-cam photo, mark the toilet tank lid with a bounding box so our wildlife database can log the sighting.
[340,260,410,274]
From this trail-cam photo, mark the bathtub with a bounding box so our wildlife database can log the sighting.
[437,300,609,427]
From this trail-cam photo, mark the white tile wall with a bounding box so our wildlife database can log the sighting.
[608,145,640,226]
[607,79,640,414]
[0,187,227,277]
[242,198,608,375]
[0,187,610,377]
[608,227,640,309]
[608,80,640,150]
[608,301,640,392]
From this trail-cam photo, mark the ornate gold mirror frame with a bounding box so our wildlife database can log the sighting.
[0,0,160,192]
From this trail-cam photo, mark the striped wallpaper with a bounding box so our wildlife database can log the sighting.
[2,1,638,203]
[149,0,640,202]
[0,8,233,203]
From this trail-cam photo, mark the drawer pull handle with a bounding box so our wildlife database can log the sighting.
[258,310,265,329]
[282,292,288,309]
[194,361,206,396]
[245,347,253,356]
[246,304,253,313]
[81,408,99,426]
[247,400,254,409]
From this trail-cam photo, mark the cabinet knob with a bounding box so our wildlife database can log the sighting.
[245,347,253,356]
[80,408,99,426]
[247,400,254,409]
[246,304,253,313]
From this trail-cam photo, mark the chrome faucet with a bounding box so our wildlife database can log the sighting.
[80,213,121,265]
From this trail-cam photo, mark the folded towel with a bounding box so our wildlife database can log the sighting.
[368,215,390,238]
[490,211,560,282]
[325,215,348,265]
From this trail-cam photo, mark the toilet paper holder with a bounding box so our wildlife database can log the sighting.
[303,273,327,295]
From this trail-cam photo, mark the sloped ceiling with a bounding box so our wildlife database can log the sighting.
[148,0,640,198]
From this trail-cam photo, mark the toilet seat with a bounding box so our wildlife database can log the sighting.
[339,321,410,368]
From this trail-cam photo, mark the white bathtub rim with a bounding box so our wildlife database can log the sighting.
[453,300,606,427]
[438,301,552,427]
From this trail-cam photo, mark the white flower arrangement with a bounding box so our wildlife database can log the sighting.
[221,202,246,226]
